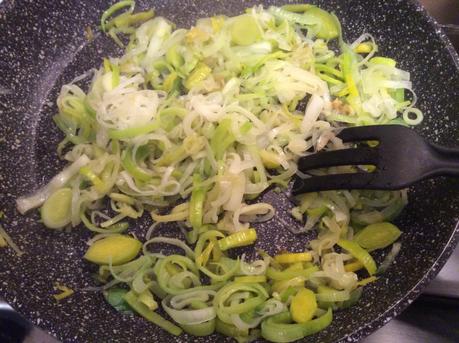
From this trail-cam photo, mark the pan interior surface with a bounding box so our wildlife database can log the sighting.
[0,0,458,342]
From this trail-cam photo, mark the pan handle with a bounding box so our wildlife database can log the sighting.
[0,302,32,342]
[0,301,60,343]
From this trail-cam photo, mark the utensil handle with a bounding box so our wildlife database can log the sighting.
[429,143,459,177]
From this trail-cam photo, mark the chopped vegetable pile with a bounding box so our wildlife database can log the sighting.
[15,1,422,342]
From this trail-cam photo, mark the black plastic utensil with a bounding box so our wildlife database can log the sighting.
[292,125,459,194]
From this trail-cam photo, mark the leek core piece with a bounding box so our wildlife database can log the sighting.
[84,234,142,265]
[290,288,317,323]
[230,14,262,46]
[354,222,401,251]
[41,188,73,229]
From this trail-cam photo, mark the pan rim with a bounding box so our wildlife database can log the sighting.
[0,0,458,342]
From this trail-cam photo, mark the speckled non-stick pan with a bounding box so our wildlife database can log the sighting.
[0,0,458,342]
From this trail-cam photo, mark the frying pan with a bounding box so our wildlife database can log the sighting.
[0,0,458,342]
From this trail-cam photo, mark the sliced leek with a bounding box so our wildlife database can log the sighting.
[14,1,423,341]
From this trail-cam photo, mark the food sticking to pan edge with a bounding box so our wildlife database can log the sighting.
[4,1,424,342]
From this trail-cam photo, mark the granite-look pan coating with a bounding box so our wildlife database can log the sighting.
[0,0,458,342]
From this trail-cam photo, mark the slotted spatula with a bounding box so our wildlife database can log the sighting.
[291,125,459,195]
